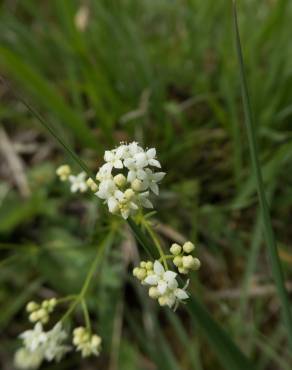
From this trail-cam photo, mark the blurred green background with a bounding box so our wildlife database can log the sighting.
[1,0,292,369]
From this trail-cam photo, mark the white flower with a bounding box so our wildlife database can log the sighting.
[124,158,147,182]
[20,323,47,352]
[134,148,161,168]
[137,191,153,209]
[103,150,123,172]
[44,323,71,361]
[96,164,112,182]
[68,172,88,193]
[144,261,189,310]
[142,169,166,195]
[158,279,189,310]
[128,141,143,156]
[14,347,44,370]
[19,323,71,364]
[144,261,177,295]
[96,179,117,200]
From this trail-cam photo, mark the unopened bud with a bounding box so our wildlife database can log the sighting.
[114,174,126,187]
[173,256,183,267]
[131,179,143,192]
[183,241,195,253]
[149,287,160,299]
[170,243,181,255]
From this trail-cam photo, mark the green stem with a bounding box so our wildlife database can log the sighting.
[81,299,91,332]
[61,234,112,323]
[56,295,78,304]
[143,220,168,269]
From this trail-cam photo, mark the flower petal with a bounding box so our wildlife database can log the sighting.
[114,159,123,169]
[157,281,167,295]
[146,148,156,159]
[163,270,177,282]
[153,260,165,275]
[175,289,188,300]
[144,275,159,285]
[148,159,161,168]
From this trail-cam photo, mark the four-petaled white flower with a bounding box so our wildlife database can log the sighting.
[142,169,166,195]
[144,261,178,294]
[103,150,123,172]
[68,172,88,193]
[134,148,161,168]
[19,322,71,364]
[144,261,189,309]
[20,323,47,352]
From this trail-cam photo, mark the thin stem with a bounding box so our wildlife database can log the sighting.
[81,299,91,332]
[79,246,104,299]
[61,234,113,323]
[143,220,168,269]
[56,295,78,304]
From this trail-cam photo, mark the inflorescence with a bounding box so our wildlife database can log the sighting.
[133,241,200,311]
[56,142,165,219]
[14,299,102,369]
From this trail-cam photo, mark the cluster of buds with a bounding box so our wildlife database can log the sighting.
[170,241,200,274]
[133,260,154,281]
[26,299,57,325]
[73,327,102,357]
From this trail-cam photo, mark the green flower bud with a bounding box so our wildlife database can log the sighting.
[183,241,195,253]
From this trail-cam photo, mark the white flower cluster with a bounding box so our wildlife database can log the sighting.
[73,327,102,357]
[15,323,70,369]
[94,142,165,219]
[15,298,103,369]
[133,241,200,310]
[26,299,57,324]
[56,142,165,219]
[133,260,188,311]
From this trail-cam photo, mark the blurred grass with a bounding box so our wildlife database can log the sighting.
[0,0,292,369]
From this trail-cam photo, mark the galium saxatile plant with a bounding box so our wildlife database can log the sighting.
[15,142,200,368]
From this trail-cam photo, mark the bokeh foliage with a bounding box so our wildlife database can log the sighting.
[0,0,292,369]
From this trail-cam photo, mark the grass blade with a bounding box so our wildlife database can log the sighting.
[233,0,292,349]
[187,297,256,370]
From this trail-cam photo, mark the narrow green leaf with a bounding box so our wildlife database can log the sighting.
[187,297,255,370]
[233,0,292,349]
